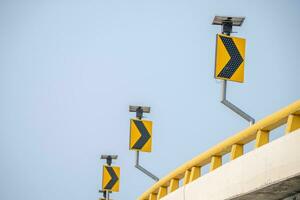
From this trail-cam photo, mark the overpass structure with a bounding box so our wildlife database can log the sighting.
[138,100,300,200]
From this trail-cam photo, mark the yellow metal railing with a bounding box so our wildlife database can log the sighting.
[138,100,300,200]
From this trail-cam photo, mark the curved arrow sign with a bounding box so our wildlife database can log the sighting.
[215,34,246,83]
[102,166,120,192]
[129,119,152,152]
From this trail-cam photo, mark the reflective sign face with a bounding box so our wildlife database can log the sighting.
[215,34,246,83]
[129,119,152,152]
[102,165,120,192]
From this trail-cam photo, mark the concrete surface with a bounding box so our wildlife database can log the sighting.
[283,193,300,200]
[162,129,300,200]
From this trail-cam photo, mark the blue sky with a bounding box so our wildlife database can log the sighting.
[1,0,299,199]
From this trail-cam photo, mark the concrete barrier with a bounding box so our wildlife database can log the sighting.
[162,129,300,200]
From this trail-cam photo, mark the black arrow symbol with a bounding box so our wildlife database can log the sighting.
[132,120,151,149]
[217,35,244,79]
[104,166,118,190]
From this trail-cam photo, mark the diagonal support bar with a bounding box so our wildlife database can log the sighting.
[221,80,255,126]
[135,151,159,182]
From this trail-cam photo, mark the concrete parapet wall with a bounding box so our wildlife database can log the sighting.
[162,129,300,200]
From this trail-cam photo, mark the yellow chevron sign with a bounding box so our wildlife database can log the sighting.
[129,119,152,152]
[215,34,246,83]
[102,165,120,192]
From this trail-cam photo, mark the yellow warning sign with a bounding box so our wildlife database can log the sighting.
[215,34,246,83]
[129,119,152,152]
[102,165,120,192]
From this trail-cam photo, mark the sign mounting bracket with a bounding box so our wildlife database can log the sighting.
[135,150,159,181]
[221,80,255,125]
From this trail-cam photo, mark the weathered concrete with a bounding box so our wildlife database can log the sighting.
[230,175,300,200]
[283,193,300,200]
[162,129,300,200]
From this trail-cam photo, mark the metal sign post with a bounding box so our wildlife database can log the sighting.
[129,106,159,182]
[213,16,255,126]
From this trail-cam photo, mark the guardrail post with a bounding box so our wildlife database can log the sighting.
[157,187,167,199]
[255,130,269,148]
[189,166,201,182]
[210,156,222,171]
[230,144,244,160]
[169,179,179,192]
[149,193,157,200]
[285,114,300,134]
[183,170,191,185]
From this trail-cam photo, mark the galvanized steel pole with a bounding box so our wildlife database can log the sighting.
[221,80,255,125]
[135,151,159,181]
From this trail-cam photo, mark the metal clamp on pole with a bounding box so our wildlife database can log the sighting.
[99,190,111,200]
[213,16,255,126]
[129,106,159,182]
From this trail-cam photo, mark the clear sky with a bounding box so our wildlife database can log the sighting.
[1,0,299,199]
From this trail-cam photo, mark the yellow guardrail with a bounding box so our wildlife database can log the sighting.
[138,100,300,200]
